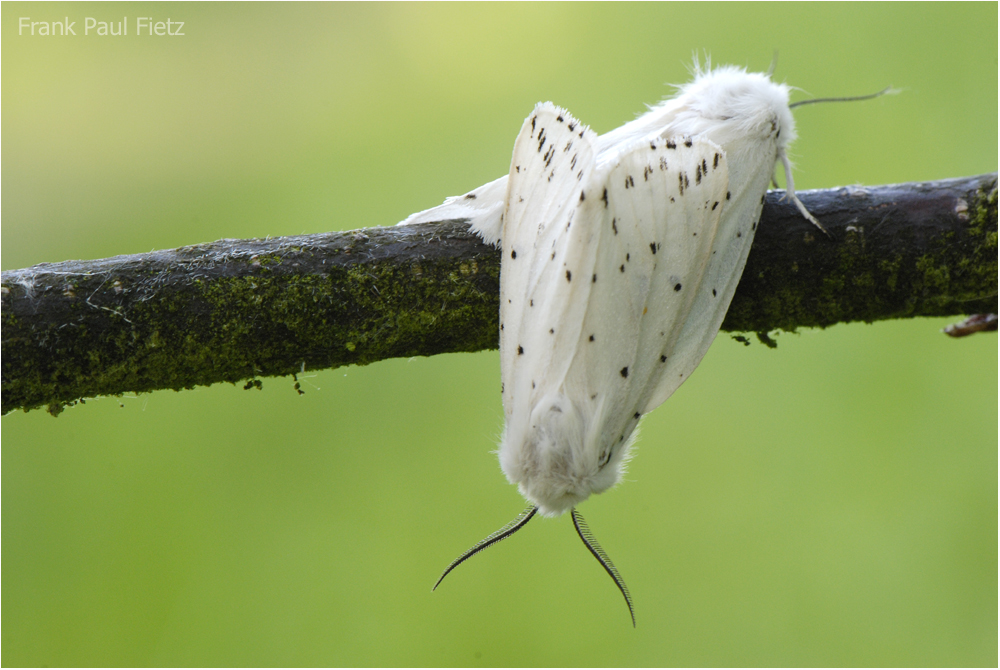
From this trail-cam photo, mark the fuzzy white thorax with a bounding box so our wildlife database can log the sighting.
[398,64,802,246]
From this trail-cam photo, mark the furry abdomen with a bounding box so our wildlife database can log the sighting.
[500,392,627,516]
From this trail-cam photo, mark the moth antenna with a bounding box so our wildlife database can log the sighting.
[766,51,778,77]
[571,508,635,627]
[789,86,897,109]
[432,505,538,591]
[780,86,894,237]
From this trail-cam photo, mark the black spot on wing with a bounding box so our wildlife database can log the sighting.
[660,355,667,362]
[465,193,476,200]
[566,270,572,282]
[518,345,524,355]
[602,188,608,207]
[713,153,720,169]
[511,249,517,259]
[620,367,629,378]
[674,283,682,291]
[726,191,731,200]
[684,138,693,147]
[599,449,611,467]
[666,139,676,149]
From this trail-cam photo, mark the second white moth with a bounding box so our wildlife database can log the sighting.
[409,63,812,515]
[415,62,834,623]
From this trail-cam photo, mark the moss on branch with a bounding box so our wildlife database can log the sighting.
[2,173,996,416]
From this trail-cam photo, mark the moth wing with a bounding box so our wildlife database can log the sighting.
[562,136,730,447]
[640,138,769,412]
[396,175,508,245]
[501,103,599,421]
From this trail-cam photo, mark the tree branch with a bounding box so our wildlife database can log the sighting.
[2,173,996,416]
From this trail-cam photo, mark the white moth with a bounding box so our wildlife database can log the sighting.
[406,62,888,625]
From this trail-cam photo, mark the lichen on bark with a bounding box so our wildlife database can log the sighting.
[2,173,996,416]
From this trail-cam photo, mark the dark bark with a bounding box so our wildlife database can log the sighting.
[2,173,996,416]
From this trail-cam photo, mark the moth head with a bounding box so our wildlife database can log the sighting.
[674,64,797,152]
[499,393,632,517]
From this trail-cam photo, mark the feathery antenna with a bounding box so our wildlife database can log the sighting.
[571,508,635,627]
[432,505,538,591]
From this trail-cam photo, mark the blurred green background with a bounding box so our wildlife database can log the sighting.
[3,2,996,666]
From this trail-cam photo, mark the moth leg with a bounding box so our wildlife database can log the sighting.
[779,150,831,237]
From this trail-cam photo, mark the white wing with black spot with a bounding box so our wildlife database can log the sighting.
[498,113,732,515]
[499,103,599,433]
[564,135,730,470]
[396,175,508,245]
